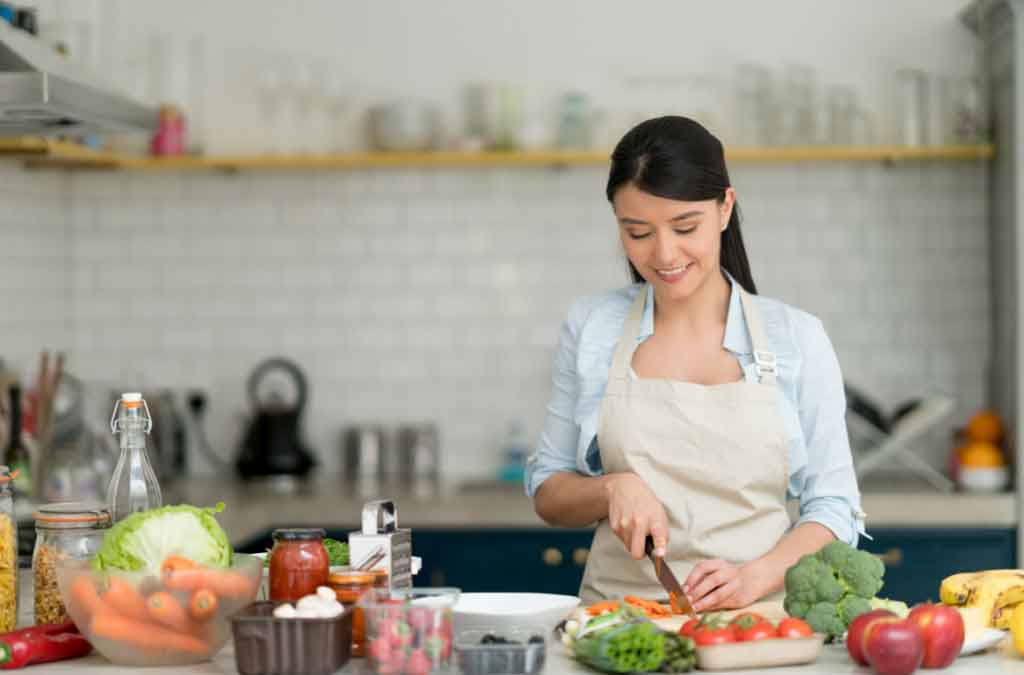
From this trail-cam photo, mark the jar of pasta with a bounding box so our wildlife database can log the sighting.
[0,467,16,632]
[32,502,111,625]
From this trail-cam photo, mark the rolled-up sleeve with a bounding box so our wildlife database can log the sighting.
[525,300,587,498]
[791,318,866,547]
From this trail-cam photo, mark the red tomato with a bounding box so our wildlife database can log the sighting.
[737,621,777,642]
[694,626,737,646]
[679,618,701,638]
[777,617,814,639]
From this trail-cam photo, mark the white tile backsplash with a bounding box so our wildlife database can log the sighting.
[0,160,993,482]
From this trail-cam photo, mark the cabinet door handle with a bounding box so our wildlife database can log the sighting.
[874,548,903,567]
[542,547,563,567]
[572,548,589,567]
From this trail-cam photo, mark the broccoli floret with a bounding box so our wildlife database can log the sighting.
[784,555,844,609]
[805,602,846,640]
[838,595,873,624]
[816,541,885,598]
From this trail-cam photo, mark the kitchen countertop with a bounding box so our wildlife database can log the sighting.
[29,637,1024,674]
[158,478,1018,546]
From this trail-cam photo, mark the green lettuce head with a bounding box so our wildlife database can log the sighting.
[92,502,232,575]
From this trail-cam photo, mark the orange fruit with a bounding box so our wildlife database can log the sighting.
[958,441,1007,468]
[965,410,1004,444]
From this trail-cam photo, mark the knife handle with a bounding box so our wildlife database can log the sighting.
[644,534,655,557]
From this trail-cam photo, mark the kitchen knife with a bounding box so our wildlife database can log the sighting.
[644,536,696,617]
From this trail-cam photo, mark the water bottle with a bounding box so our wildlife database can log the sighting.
[106,393,162,522]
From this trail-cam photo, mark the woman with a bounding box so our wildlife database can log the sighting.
[525,116,865,611]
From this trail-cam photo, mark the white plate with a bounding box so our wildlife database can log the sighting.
[961,629,1007,655]
[453,592,580,634]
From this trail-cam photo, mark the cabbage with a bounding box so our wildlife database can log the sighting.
[92,502,233,575]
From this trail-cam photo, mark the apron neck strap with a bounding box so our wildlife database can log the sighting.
[609,285,648,377]
[737,285,777,386]
[611,281,779,386]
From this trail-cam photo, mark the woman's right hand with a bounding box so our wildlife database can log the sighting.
[605,472,669,560]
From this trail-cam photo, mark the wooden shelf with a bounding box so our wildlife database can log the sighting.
[0,137,995,172]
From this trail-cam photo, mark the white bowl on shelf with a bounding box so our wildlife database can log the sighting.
[452,593,580,635]
[958,466,1010,492]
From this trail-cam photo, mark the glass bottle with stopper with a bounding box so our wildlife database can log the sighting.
[106,393,162,522]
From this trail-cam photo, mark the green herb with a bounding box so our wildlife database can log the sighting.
[572,614,666,673]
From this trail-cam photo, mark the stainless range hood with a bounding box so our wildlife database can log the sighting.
[0,21,158,136]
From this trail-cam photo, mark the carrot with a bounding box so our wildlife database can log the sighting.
[147,591,192,633]
[161,555,205,576]
[188,589,219,622]
[69,575,104,618]
[91,610,209,656]
[102,578,149,622]
[164,568,255,598]
[586,600,621,616]
[624,596,671,617]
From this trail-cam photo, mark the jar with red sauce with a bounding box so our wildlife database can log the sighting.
[268,527,329,602]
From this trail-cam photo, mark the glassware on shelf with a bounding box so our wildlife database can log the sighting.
[895,69,930,147]
[779,65,817,145]
[825,85,858,145]
[106,393,162,523]
[734,63,777,146]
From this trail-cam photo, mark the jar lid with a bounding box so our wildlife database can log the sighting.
[327,571,375,585]
[33,501,111,528]
[272,527,326,541]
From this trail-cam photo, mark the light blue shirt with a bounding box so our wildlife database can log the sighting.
[525,277,866,546]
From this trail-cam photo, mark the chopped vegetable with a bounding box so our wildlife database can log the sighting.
[587,601,621,616]
[92,503,232,575]
[783,540,886,641]
[624,596,672,618]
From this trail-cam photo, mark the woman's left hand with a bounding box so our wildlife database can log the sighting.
[683,559,765,612]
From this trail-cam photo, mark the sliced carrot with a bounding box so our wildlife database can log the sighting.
[188,589,218,622]
[147,591,192,633]
[69,575,104,619]
[624,596,671,617]
[586,600,620,616]
[91,610,209,656]
[164,568,255,598]
[102,577,149,622]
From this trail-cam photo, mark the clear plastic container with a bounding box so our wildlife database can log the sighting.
[455,627,547,675]
[0,467,16,632]
[358,587,460,674]
[32,502,110,625]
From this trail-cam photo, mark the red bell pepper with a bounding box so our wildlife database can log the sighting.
[0,621,92,669]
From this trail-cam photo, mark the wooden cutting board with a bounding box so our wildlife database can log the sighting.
[651,600,787,633]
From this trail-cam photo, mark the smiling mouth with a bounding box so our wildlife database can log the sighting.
[655,263,692,281]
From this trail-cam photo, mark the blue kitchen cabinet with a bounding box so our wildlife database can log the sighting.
[860,528,1017,605]
[412,528,595,595]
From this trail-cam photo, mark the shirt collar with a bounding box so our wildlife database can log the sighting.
[637,269,753,355]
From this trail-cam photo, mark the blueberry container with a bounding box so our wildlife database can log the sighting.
[454,627,547,675]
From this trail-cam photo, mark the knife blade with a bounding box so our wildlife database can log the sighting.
[644,536,696,617]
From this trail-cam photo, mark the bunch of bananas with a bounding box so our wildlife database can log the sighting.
[940,569,1024,630]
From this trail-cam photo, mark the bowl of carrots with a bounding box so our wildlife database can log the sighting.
[56,553,262,666]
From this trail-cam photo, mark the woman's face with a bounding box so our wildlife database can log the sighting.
[612,182,735,301]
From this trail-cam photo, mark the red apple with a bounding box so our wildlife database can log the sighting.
[848,609,897,665]
[906,603,965,668]
[864,618,925,675]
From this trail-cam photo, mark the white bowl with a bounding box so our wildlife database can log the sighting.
[958,466,1009,492]
[452,593,580,635]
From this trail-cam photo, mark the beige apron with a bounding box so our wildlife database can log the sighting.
[579,283,791,605]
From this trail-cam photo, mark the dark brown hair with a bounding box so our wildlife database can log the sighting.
[606,116,757,294]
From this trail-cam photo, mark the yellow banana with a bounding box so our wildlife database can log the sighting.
[940,570,1024,608]
[991,586,1024,629]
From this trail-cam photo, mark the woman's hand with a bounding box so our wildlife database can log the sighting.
[683,559,767,611]
[604,472,669,560]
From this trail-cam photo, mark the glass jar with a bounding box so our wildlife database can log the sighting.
[32,502,111,625]
[328,571,375,657]
[367,567,389,589]
[268,528,329,603]
[0,467,16,632]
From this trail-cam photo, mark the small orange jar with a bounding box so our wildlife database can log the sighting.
[367,568,389,589]
[328,571,375,656]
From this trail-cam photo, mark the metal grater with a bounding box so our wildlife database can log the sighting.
[348,499,412,591]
